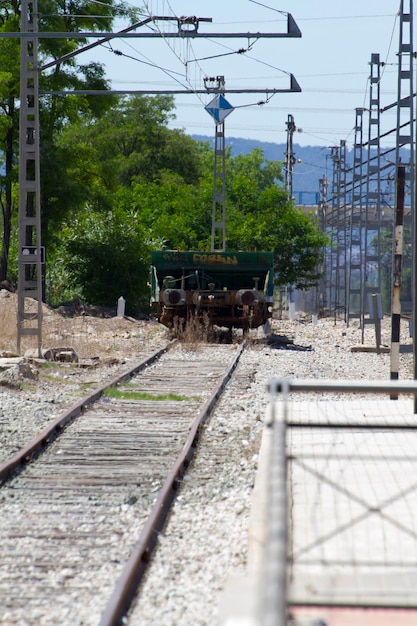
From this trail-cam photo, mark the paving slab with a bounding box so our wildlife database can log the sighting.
[281,398,417,609]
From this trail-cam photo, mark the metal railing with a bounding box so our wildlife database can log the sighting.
[259,377,417,626]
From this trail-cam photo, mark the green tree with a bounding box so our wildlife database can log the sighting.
[49,94,207,238]
[225,150,327,289]
[0,0,121,281]
[47,96,211,306]
[46,103,327,307]
[59,208,150,313]
[58,95,203,189]
[227,147,283,208]
[0,12,20,282]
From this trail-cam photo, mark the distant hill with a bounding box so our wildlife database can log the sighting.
[191,134,405,208]
[192,134,330,205]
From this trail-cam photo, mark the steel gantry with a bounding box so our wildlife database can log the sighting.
[317,175,328,311]
[322,0,414,330]
[205,76,229,252]
[15,4,302,353]
[211,120,226,251]
[322,53,383,327]
[395,0,414,195]
[395,0,414,314]
[338,140,348,320]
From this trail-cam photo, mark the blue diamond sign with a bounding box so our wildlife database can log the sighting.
[205,94,234,124]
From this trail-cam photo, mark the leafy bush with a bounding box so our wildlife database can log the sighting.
[60,210,151,315]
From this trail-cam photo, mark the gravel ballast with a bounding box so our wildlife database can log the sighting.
[0,314,414,625]
[127,316,414,625]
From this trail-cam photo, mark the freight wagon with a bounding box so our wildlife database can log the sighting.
[150,250,274,331]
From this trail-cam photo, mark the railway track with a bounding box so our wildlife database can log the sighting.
[0,341,244,626]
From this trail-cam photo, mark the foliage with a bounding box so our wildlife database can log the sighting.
[0,12,20,282]
[1,5,326,307]
[56,95,203,190]
[224,150,327,289]
[123,170,212,251]
[0,0,328,308]
[53,208,151,314]
[47,97,212,307]
[0,0,120,281]
[103,388,199,401]
[48,117,327,304]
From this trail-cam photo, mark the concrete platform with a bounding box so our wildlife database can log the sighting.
[221,397,417,625]
[285,398,417,610]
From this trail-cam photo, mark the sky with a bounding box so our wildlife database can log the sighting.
[79,1,405,148]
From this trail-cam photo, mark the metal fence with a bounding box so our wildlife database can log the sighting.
[260,378,417,626]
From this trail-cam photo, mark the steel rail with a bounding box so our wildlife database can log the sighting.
[0,341,176,484]
[98,342,245,626]
[268,377,417,396]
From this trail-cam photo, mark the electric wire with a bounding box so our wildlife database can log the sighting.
[91,1,196,94]
[195,34,292,79]
[138,0,292,112]
[37,0,404,147]
[248,1,286,15]
[140,0,207,107]
[46,0,384,133]
[298,13,398,22]
[160,0,265,110]
[184,44,254,65]
[357,6,400,135]
[379,5,400,82]
[83,0,128,9]
[104,45,185,78]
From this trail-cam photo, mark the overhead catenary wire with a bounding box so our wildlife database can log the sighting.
[105,45,185,79]
[140,0,208,106]
[34,1,404,147]
[349,5,400,148]
[130,0,298,113]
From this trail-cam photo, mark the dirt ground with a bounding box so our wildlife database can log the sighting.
[0,289,168,364]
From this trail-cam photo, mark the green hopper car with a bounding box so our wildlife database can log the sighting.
[150,250,274,331]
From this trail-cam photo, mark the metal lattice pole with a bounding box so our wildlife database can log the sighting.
[327,145,341,317]
[285,114,297,199]
[318,176,328,312]
[211,121,226,252]
[17,0,43,356]
[361,53,382,342]
[347,108,365,326]
[395,0,414,314]
[338,139,347,320]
